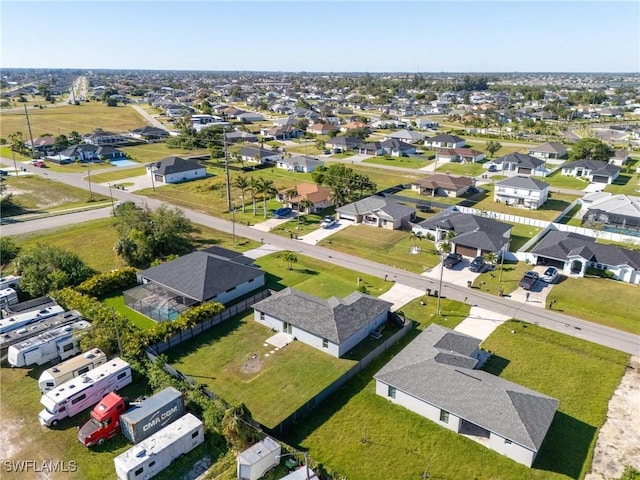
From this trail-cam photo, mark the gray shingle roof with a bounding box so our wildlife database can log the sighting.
[417,211,511,251]
[150,156,203,175]
[562,159,620,178]
[337,196,415,221]
[374,324,559,451]
[428,134,465,144]
[494,153,545,169]
[529,142,567,154]
[140,250,264,302]
[251,288,392,344]
[496,176,549,191]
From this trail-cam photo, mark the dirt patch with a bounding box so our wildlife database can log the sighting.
[240,353,264,374]
[586,355,640,480]
[0,417,28,459]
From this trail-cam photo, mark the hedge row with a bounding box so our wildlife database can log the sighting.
[75,267,138,298]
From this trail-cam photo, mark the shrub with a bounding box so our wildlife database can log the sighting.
[75,267,138,297]
[585,267,615,279]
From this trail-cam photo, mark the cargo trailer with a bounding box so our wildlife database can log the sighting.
[39,348,107,393]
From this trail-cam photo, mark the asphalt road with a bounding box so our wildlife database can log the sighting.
[1,155,638,355]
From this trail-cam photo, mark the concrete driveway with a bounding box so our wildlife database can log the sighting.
[506,265,557,308]
[377,283,426,312]
[298,219,353,244]
[421,257,482,287]
[454,307,511,341]
[250,212,301,232]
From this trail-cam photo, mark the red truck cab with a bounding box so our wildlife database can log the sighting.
[78,392,126,447]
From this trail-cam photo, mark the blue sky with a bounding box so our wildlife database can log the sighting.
[2,1,638,72]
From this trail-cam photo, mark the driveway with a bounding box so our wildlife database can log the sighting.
[298,219,353,244]
[100,174,161,192]
[454,307,511,341]
[344,154,373,163]
[421,257,482,287]
[250,212,301,232]
[242,244,283,260]
[377,283,426,312]
[506,265,557,308]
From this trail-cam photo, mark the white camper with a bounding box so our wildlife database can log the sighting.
[237,437,281,480]
[0,305,65,334]
[0,275,21,290]
[39,357,132,427]
[7,320,91,368]
[39,348,107,393]
[114,413,204,480]
[0,288,19,308]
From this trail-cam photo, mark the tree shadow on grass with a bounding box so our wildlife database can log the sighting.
[534,411,596,478]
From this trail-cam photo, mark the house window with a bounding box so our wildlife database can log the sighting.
[259,312,265,322]
[388,386,396,398]
[322,338,329,348]
[504,439,512,445]
[439,410,449,423]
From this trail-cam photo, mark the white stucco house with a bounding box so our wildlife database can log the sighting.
[252,288,392,358]
[239,146,282,165]
[494,176,549,210]
[374,324,559,468]
[147,156,207,184]
[560,159,620,185]
[336,196,416,230]
[276,155,324,173]
[424,134,466,150]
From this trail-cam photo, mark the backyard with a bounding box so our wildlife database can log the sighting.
[283,319,628,480]
[363,155,431,169]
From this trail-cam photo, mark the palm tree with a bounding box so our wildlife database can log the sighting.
[299,198,314,214]
[233,175,249,212]
[248,177,260,215]
[483,251,498,266]
[329,186,348,208]
[411,230,424,249]
[257,177,277,218]
[279,252,298,270]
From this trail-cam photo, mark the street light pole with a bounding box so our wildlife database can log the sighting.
[232,205,236,246]
[108,183,115,214]
[499,241,509,284]
[150,165,156,192]
[437,252,444,316]
[11,149,18,177]
[87,160,93,201]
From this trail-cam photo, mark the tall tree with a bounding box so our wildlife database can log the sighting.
[257,178,277,218]
[569,138,614,162]
[248,177,260,216]
[233,175,250,212]
[485,140,502,158]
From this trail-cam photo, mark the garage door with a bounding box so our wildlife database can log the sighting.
[518,167,532,174]
[592,175,608,183]
[536,256,565,269]
[455,245,477,258]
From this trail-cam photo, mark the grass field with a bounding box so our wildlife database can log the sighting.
[88,166,147,183]
[546,277,640,334]
[317,225,442,273]
[282,320,628,480]
[2,174,109,216]
[101,292,157,331]
[120,143,210,165]
[435,160,487,177]
[534,170,589,190]
[363,155,430,169]
[0,103,147,138]
[508,222,543,251]
[472,261,531,296]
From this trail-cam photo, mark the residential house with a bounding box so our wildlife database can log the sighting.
[277,183,333,213]
[337,196,416,230]
[237,112,265,123]
[609,150,630,166]
[560,159,620,184]
[424,134,466,151]
[127,247,266,321]
[490,153,547,176]
[25,136,56,154]
[325,136,362,153]
[276,155,324,173]
[83,129,130,146]
[384,129,426,144]
[530,231,640,284]
[411,174,473,198]
[528,142,568,163]
[494,176,549,209]
[239,146,282,165]
[252,288,392,358]
[306,123,338,136]
[436,148,485,164]
[224,131,258,144]
[581,193,640,231]
[414,117,439,130]
[53,144,126,163]
[129,126,169,143]
[358,142,385,156]
[374,324,559,467]
[412,210,511,258]
[147,156,206,184]
[262,125,300,141]
[272,116,297,127]
[379,138,416,157]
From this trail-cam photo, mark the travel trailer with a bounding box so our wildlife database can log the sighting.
[39,348,107,393]
[114,413,204,480]
[39,357,132,427]
[0,305,65,334]
[0,288,19,309]
[7,320,92,367]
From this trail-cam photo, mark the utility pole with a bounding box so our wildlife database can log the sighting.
[111,308,123,357]
[223,126,232,211]
[24,104,36,160]
[11,149,18,177]
[87,160,93,201]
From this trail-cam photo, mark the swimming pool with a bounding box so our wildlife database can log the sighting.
[110,159,138,167]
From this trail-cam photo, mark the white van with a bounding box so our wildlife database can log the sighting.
[38,348,107,393]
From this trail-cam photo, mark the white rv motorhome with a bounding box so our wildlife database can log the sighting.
[0,310,83,362]
[7,320,92,368]
[0,288,19,308]
[39,357,132,427]
[0,305,65,334]
[39,348,107,393]
[114,413,204,480]
[0,275,21,290]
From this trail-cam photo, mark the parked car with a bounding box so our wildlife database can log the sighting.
[320,216,336,229]
[468,256,486,273]
[273,207,292,219]
[443,253,463,269]
[518,271,539,290]
[487,165,497,172]
[467,186,480,195]
[541,266,559,284]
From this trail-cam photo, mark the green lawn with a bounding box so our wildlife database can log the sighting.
[2,174,109,216]
[269,211,333,238]
[317,225,442,274]
[101,292,157,331]
[473,261,531,296]
[363,155,430,169]
[0,102,147,138]
[508,222,543,251]
[555,201,583,226]
[546,277,640,334]
[346,163,423,189]
[533,170,589,190]
[465,139,529,158]
[604,172,640,196]
[89,166,147,183]
[283,320,628,480]
[120,143,210,165]
[435,160,486,177]
[167,312,355,429]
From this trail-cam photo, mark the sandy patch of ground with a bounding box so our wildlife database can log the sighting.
[0,417,29,459]
[585,355,640,480]
[240,352,264,374]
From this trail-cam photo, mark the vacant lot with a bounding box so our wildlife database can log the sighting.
[2,174,109,216]
[473,261,531,296]
[317,225,442,273]
[363,155,431,169]
[120,143,210,165]
[0,103,147,138]
[283,320,628,480]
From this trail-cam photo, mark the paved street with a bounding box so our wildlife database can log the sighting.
[1,154,638,355]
